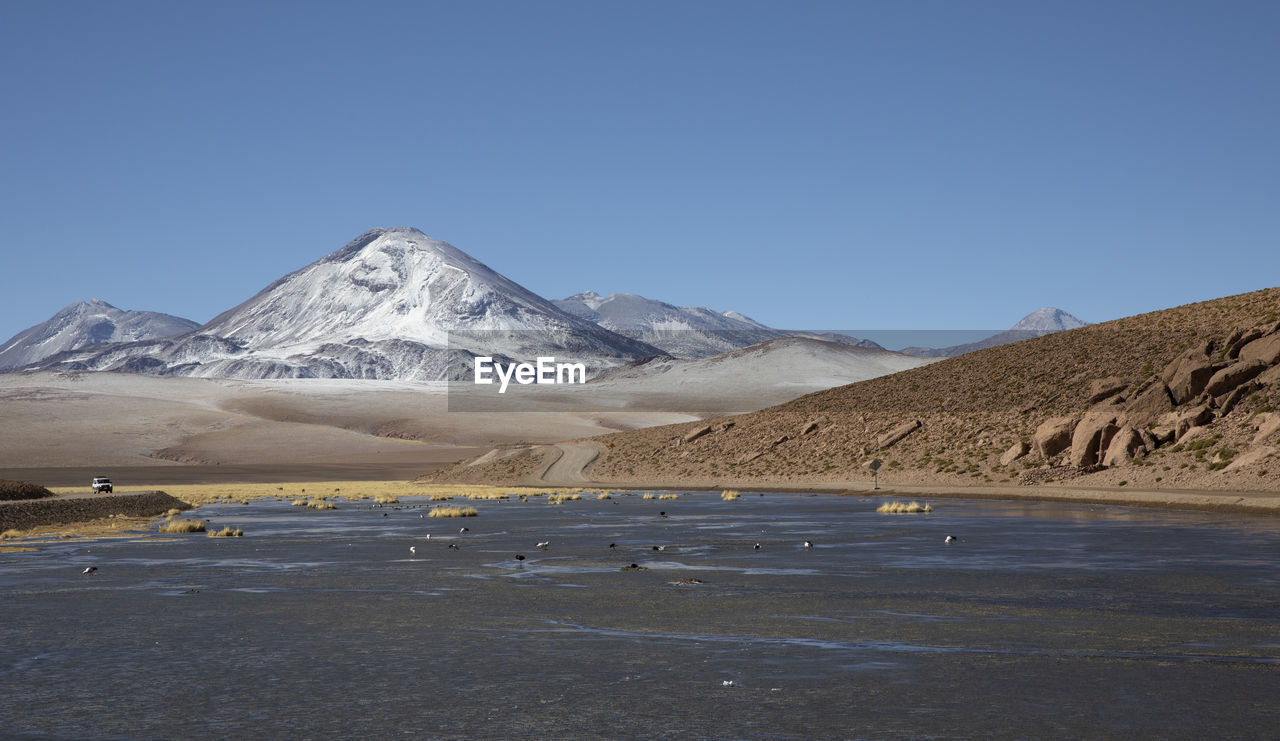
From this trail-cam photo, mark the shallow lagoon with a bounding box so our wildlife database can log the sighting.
[2,492,1277,739]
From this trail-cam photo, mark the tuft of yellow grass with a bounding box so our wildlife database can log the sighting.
[642,493,657,500]
[1,529,23,540]
[876,500,933,514]
[165,508,183,516]
[596,492,612,500]
[428,494,453,501]
[291,499,308,506]
[307,501,337,510]
[207,527,244,537]
[159,518,206,533]
[373,495,399,504]
[428,506,478,518]
[657,493,679,500]
[721,490,740,501]
[547,493,582,504]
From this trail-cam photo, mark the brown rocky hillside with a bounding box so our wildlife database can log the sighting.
[436,287,1280,492]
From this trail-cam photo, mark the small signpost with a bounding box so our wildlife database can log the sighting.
[869,458,881,490]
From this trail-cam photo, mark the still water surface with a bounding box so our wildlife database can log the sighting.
[1,492,1277,739]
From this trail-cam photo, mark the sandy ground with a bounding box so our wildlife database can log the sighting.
[0,372,696,473]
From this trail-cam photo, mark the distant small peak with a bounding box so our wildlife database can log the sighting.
[1010,307,1088,332]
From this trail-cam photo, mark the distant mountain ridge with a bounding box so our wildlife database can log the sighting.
[0,299,198,370]
[553,291,787,358]
[3,227,1091,380]
[23,229,658,380]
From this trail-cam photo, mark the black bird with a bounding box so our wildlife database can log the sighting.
[608,543,617,550]
[459,527,469,533]
[82,566,97,575]
[515,554,526,562]
[652,545,666,552]
[448,543,460,550]
[753,543,762,551]
[945,535,958,544]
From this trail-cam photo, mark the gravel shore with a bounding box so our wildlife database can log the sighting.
[0,491,191,532]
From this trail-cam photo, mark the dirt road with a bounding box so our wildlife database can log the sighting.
[536,444,600,485]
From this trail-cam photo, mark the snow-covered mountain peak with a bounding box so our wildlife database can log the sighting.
[202,227,567,352]
[21,229,657,380]
[1011,307,1089,333]
[0,299,199,370]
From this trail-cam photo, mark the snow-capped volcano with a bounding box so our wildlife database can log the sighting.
[28,229,659,380]
[205,230,651,354]
[1010,307,1089,333]
[0,299,198,370]
[553,290,787,357]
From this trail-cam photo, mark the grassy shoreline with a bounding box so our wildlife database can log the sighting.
[5,477,1277,549]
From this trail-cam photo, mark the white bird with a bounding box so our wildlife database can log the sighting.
[82,566,97,575]
[536,541,550,551]
[753,543,762,551]
[459,527,469,534]
[722,680,735,687]
[945,535,957,544]
[425,533,431,539]
[409,546,416,556]
[803,540,813,550]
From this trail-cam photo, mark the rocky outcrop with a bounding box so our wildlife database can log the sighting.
[877,420,921,449]
[1253,413,1280,446]
[1164,404,1214,440]
[1101,426,1145,466]
[1000,441,1030,466]
[1167,354,1221,404]
[1088,377,1126,403]
[1034,417,1077,459]
[1204,360,1268,397]
[1223,446,1280,473]
[1069,410,1119,467]
[1225,328,1263,359]
[682,425,712,443]
[1022,320,1280,476]
[1122,381,1175,428]
[1238,334,1280,366]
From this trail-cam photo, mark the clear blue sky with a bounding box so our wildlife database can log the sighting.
[3,0,1277,342]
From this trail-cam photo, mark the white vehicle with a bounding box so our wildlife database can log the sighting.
[91,477,113,494]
